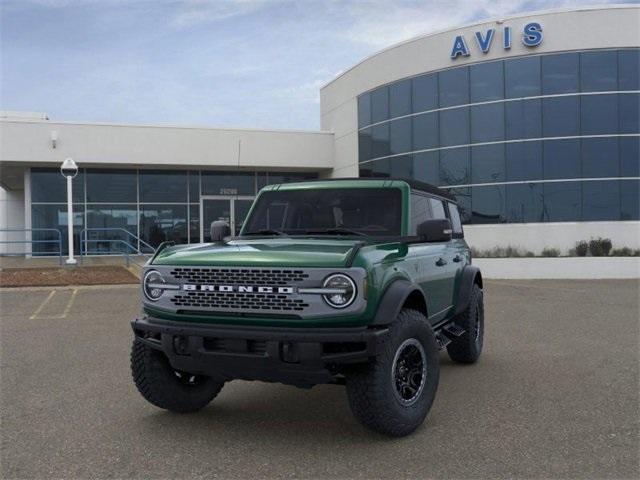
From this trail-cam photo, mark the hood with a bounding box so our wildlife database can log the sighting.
[151,238,364,268]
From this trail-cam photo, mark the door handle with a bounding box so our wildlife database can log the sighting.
[435,257,447,267]
[453,255,462,263]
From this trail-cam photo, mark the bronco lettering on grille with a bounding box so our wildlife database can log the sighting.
[182,285,295,294]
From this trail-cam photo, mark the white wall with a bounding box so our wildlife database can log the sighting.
[0,120,334,171]
[464,221,640,254]
[474,257,640,279]
[0,186,25,254]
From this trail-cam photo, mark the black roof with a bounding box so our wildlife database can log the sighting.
[300,177,457,202]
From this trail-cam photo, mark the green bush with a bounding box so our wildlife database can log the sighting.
[574,241,589,257]
[541,247,561,257]
[589,237,612,257]
[610,247,640,257]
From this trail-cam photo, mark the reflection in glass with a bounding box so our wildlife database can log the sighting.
[581,51,617,92]
[505,99,541,140]
[619,92,640,134]
[31,204,84,255]
[31,168,84,203]
[189,171,200,202]
[413,152,439,186]
[359,128,373,162]
[390,155,412,178]
[620,137,640,177]
[439,67,469,107]
[582,180,620,221]
[581,94,618,135]
[371,87,389,123]
[446,187,471,223]
[543,139,581,180]
[471,144,505,184]
[506,183,543,223]
[470,61,504,102]
[439,108,469,147]
[581,138,619,178]
[542,53,579,94]
[371,123,390,158]
[412,113,438,151]
[139,205,188,247]
[620,180,640,220]
[86,205,138,253]
[358,93,371,128]
[505,57,540,98]
[471,103,504,143]
[389,118,412,155]
[471,185,505,224]
[390,79,412,118]
[86,169,136,203]
[542,182,581,222]
[542,96,579,137]
[440,148,470,186]
[189,204,200,243]
[412,73,438,113]
[618,49,640,91]
[139,170,187,203]
[506,142,543,181]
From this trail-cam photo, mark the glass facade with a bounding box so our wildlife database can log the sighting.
[358,48,640,224]
[30,169,315,255]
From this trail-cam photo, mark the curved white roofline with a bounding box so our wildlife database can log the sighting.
[320,4,638,91]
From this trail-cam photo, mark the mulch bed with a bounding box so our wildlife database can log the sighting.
[0,266,139,288]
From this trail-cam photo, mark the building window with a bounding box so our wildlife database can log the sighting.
[370,86,390,124]
[412,73,438,113]
[439,66,469,108]
[581,50,618,92]
[470,61,504,102]
[505,56,540,98]
[542,52,579,95]
[139,170,188,203]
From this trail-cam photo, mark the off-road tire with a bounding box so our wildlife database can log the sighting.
[447,283,484,364]
[131,339,224,413]
[345,309,440,437]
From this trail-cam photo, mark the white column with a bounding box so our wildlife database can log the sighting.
[66,175,77,265]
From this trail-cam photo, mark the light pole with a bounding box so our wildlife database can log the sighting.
[60,158,78,265]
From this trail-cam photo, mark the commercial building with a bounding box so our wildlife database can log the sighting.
[1,5,638,256]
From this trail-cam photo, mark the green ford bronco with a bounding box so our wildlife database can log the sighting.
[131,178,484,436]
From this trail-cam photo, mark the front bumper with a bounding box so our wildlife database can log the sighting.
[131,316,388,387]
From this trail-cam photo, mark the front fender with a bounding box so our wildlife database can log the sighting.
[370,279,427,326]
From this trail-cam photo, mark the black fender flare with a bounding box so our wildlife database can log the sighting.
[370,279,428,326]
[454,265,483,316]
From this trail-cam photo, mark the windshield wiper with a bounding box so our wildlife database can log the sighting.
[242,229,288,237]
[303,227,368,237]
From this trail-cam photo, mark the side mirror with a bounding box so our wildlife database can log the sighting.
[417,219,452,242]
[210,220,231,242]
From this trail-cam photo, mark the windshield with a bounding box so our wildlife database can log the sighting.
[242,188,402,237]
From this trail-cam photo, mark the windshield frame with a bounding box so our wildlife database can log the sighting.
[240,186,408,238]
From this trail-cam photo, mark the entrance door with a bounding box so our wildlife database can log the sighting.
[200,196,254,242]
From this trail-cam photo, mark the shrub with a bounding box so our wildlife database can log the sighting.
[574,241,589,257]
[610,247,639,257]
[541,247,561,257]
[589,237,612,257]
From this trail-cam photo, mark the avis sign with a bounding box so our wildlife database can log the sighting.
[450,22,543,59]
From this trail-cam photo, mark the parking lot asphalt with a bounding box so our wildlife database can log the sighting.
[1,280,639,479]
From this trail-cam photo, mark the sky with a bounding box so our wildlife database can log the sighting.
[0,0,633,130]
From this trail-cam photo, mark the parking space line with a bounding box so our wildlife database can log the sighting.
[58,289,78,319]
[29,290,56,320]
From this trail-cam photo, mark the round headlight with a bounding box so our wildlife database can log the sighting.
[322,274,356,309]
[143,270,165,301]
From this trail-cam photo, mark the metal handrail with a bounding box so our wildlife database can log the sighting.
[79,228,156,267]
[0,228,64,265]
[80,228,155,253]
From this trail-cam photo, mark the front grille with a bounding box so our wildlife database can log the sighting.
[170,267,309,286]
[170,291,309,311]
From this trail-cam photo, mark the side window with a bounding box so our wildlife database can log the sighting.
[448,202,464,236]
[429,198,447,219]
[410,194,431,234]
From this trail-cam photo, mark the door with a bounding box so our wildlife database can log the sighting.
[200,196,254,242]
